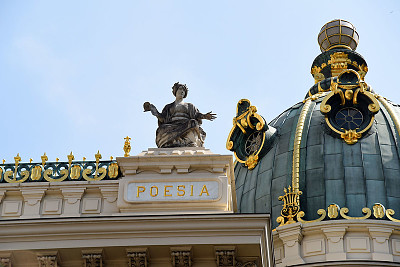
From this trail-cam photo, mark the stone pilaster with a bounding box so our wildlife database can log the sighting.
[322,226,347,261]
[369,226,393,261]
[61,187,85,217]
[21,188,46,218]
[82,249,103,267]
[276,223,305,266]
[126,248,148,267]
[170,247,192,267]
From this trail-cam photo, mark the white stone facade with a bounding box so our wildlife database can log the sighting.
[273,220,400,266]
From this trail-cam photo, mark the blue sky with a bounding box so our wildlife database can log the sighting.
[0,1,399,163]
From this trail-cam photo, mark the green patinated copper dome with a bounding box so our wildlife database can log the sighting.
[227,20,400,228]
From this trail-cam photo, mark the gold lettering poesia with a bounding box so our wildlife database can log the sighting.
[177,185,185,196]
[136,185,210,198]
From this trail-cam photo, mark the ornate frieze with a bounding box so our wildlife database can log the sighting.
[215,247,257,267]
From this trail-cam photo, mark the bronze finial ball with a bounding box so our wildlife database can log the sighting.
[318,19,359,52]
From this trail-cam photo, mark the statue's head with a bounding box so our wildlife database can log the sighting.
[172,82,188,98]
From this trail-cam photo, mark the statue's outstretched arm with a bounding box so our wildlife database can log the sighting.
[143,102,162,120]
[201,111,217,121]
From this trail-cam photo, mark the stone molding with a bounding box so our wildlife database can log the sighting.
[273,220,400,266]
[0,214,272,266]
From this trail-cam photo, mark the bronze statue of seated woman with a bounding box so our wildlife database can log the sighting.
[144,82,216,148]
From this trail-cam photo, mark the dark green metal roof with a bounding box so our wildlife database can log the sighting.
[235,94,400,228]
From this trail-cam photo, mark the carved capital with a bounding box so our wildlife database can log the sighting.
[36,251,59,267]
[37,255,58,267]
[0,257,11,267]
[82,249,103,267]
[215,246,236,267]
[170,247,192,267]
[126,248,148,267]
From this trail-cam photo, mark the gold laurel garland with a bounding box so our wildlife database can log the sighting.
[292,99,313,192]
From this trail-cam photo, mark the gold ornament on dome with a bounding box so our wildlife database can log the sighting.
[275,202,400,228]
[226,99,268,170]
[277,186,302,226]
[327,204,340,219]
[320,69,380,145]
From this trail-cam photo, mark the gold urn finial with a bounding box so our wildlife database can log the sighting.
[41,152,48,167]
[67,151,74,167]
[124,136,132,157]
[95,150,102,163]
[14,153,21,166]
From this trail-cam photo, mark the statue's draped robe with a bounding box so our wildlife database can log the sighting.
[156,102,206,148]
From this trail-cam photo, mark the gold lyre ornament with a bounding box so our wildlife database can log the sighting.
[124,136,132,157]
[277,186,302,226]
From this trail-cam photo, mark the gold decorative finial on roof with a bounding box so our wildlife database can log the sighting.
[29,158,33,163]
[110,156,113,160]
[83,157,86,161]
[41,153,48,167]
[95,150,102,162]
[2,159,5,164]
[14,153,21,166]
[56,158,59,162]
[67,151,74,166]
[124,136,131,157]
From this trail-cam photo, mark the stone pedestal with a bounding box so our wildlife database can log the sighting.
[117,148,236,214]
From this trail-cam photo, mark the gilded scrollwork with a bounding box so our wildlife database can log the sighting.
[0,152,120,184]
[297,209,326,224]
[226,99,273,170]
[340,207,372,220]
[320,69,380,145]
[386,209,400,222]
